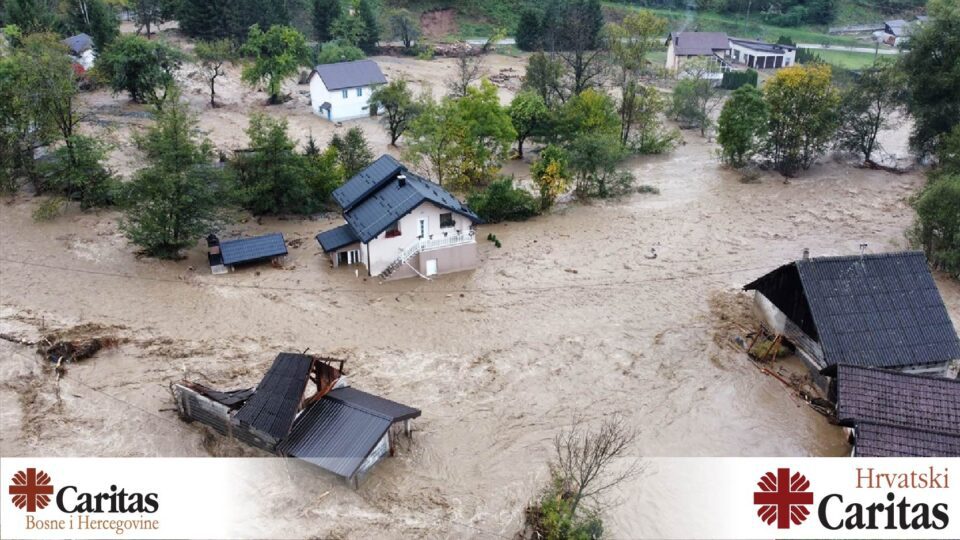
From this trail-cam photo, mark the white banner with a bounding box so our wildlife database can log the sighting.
[1,457,958,539]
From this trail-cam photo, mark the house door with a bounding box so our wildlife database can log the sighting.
[327,108,332,121]
[425,259,438,277]
[417,217,428,239]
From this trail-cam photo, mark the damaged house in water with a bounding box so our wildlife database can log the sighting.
[316,154,481,280]
[172,353,420,486]
[743,251,960,391]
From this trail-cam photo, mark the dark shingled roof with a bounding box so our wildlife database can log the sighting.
[321,155,480,245]
[836,365,960,435]
[316,224,360,253]
[853,422,960,457]
[667,32,730,55]
[836,366,960,457]
[277,388,421,478]
[63,33,93,55]
[234,353,313,441]
[729,37,795,53]
[219,233,288,266]
[744,252,960,370]
[312,60,386,91]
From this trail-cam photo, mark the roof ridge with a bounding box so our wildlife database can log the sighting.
[838,364,960,386]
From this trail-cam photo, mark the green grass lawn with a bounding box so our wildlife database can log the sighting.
[805,48,884,69]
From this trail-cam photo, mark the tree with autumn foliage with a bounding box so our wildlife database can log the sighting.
[531,144,571,210]
[762,63,840,176]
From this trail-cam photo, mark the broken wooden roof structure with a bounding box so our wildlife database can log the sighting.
[744,251,960,373]
[173,353,420,483]
[835,365,960,457]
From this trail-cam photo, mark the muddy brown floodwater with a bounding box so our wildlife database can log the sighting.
[2,44,959,539]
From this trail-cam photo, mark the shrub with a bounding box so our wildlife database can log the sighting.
[32,196,67,221]
[721,69,758,90]
[466,178,539,223]
[910,174,960,275]
[637,184,660,194]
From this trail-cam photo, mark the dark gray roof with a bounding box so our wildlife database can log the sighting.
[326,387,421,422]
[332,154,404,211]
[63,33,93,55]
[667,32,730,56]
[234,353,313,441]
[219,233,288,266]
[322,155,481,244]
[316,224,360,253]
[836,365,960,435]
[312,60,386,91]
[853,422,960,457]
[729,37,795,53]
[277,388,420,478]
[744,252,960,370]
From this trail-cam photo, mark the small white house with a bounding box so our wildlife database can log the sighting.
[727,38,796,70]
[62,33,96,71]
[665,32,732,80]
[308,60,387,122]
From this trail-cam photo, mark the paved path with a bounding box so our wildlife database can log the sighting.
[796,43,901,55]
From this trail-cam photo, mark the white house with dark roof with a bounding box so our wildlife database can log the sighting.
[728,38,796,70]
[308,59,387,122]
[62,33,95,71]
[664,31,732,77]
[316,155,482,280]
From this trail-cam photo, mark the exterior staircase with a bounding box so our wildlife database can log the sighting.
[378,233,474,280]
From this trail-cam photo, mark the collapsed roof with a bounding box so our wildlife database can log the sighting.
[744,251,960,372]
[836,365,960,457]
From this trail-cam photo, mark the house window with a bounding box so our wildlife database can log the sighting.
[342,89,349,99]
[357,87,363,97]
[385,222,401,238]
[440,213,455,228]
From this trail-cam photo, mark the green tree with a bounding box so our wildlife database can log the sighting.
[312,0,341,43]
[241,24,310,105]
[508,91,549,158]
[568,133,633,198]
[177,0,243,41]
[355,0,380,53]
[670,59,722,136]
[621,83,672,153]
[403,97,460,186]
[330,126,374,178]
[717,84,768,167]
[315,40,364,64]
[41,136,117,208]
[3,0,58,34]
[555,0,605,97]
[899,0,960,156]
[531,144,570,210]
[466,178,539,222]
[0,47,42,192]
[836,62,903,164]
[132,0,179,37]
[557,88,620,145]
[97,35,185,108]
[303,143,344,207]
[763,63,840,176]
[522,51,565,106]
[388,8,419,49]
[123,91,227,259]
[515,9,541,52]
[232,114,314,214]
[608,10,668,146]
[911,174,960,274]
[370,79,419,146]
[63,0,120,51]
[194,39,237,107]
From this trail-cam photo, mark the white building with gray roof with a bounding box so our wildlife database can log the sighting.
[308,59,387,122]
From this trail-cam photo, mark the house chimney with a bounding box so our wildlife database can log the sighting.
[802,248,809,261]
[397,174,407,187]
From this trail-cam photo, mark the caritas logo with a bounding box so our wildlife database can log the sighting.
[753,468,814,528]
[9,468,54,512]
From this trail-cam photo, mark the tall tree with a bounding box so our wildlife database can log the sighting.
[531,144,570,210]
[900,0,960,156]
[132,0,178,37]
[355,0,380,53]
[554,0,606,98]
[836,62,903,165]
[388,8,419,49]
[312,0,341,43]
[515,9,541,52]
[508,91,549,158]
[670,59,723,136]
[763,63,840,176]
[369,79,420,146]
[194,39,237,107]
[232,114,315,214]
[3,0,58,34]
[63,0,121,51]
[522,52,565,105]
[123,89,227,259]
[446,53,483,98]
[178,0,242,41]
[717,84,768,167]
[331,127,374,178]
[241,24,310,104]
[97,35,185,108]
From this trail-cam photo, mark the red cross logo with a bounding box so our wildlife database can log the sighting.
[753,468,813,528]
[9,468,54,512]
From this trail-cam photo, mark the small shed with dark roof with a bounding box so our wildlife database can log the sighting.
[743,251,960,386]
[835,365,960,457]
[209,233,288,272]
[308,60,387,122]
